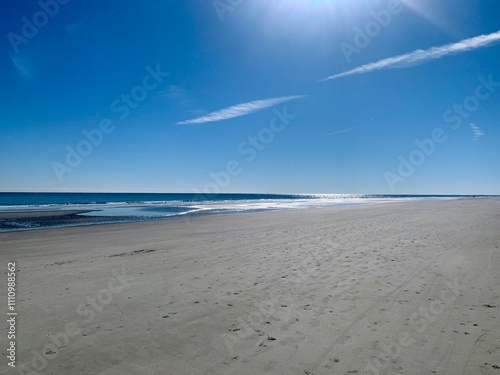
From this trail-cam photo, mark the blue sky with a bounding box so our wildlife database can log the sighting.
[1,0,499,194]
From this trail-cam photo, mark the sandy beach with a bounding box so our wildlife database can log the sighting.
[1,198,499,375]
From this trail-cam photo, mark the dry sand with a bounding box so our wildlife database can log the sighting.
[1,199,499,375]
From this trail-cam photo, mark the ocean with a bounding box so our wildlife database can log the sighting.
[0,192,490,232]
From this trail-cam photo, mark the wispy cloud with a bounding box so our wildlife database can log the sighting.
[322,30,500,81]
[158,85,193,106]
[176,95,305,125]
[470,123,484,140]
[324,125,364,136]
[9,52,33,81]
[65,22,84,37]
[324,119,377,136]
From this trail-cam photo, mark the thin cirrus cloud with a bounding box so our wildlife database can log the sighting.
[470,123,484,140]
[324,125,364,136]
[322,30,500,81]
[9,52,33,81]
[176,95,305,125]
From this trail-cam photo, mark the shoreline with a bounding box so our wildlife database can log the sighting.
[0,209,95,220]
[0,196,489,233]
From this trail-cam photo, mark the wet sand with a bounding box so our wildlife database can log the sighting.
[0,210,93,220]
